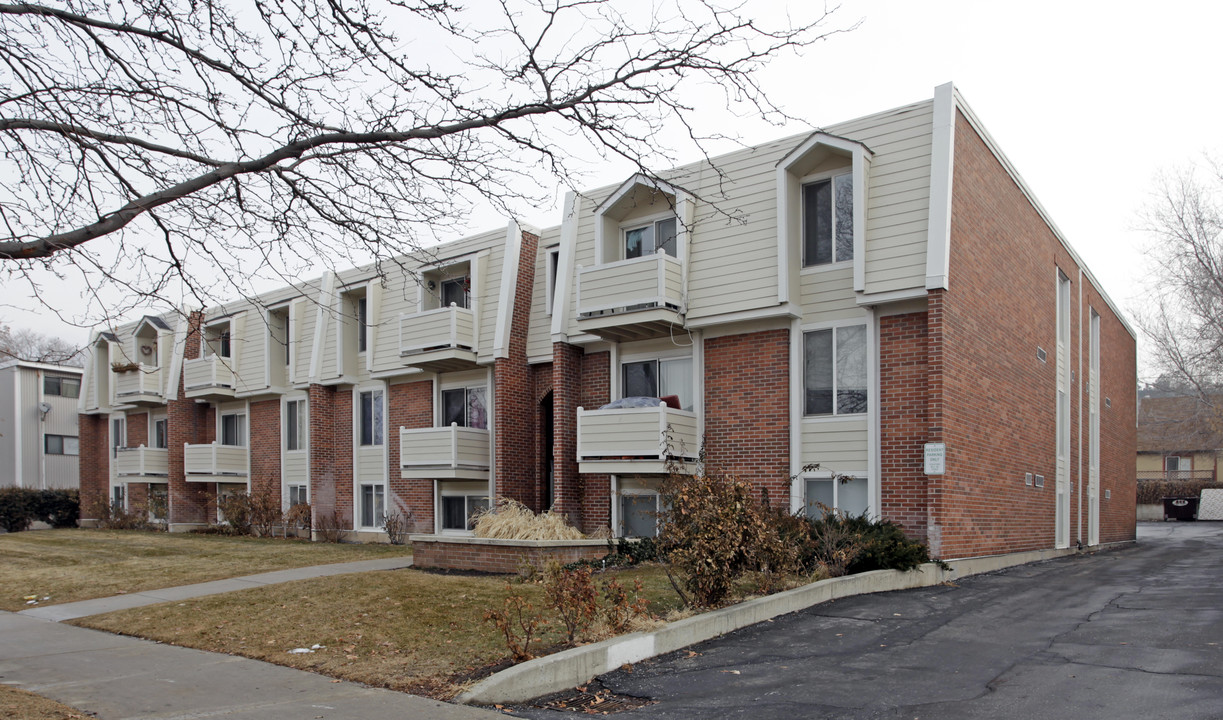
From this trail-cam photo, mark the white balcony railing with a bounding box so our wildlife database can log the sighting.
[400,424,490,477]
[399,304,476,356]
[577,253,684,318]
[184,442,248,477]
[577,403,698,461]
[114,445,169,477]
[113,364,163,399]
[182,355,236,393]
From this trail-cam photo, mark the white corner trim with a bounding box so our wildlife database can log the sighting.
[166,311,188,401]
[550,192,581,341]
[775,165,792,306]
[493,221,523,359]
[925,81,956,292]
[309,271,335,382]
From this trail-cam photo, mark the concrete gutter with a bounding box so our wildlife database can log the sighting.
[458,541,1133,705]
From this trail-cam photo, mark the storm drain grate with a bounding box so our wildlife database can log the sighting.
[535,688,654,714]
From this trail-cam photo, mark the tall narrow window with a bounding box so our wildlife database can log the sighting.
[112,417,126,457]
[442,386,488,429]
[360,484,385,527]
[624,216,678,259]
[803,325,867,416]
[286,399,306,451]
[802,172,853,267]
[219,330,231,358]
[154,418,168,449]
[112,485,126,510]
[220,412,246,446]
[359,390,384,446]
[357,297,368,353]
[546,248,560,316]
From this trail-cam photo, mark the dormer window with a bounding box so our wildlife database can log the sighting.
[802,172,853,267]
[356,297,368,353]
[204,322,231,359]
[625,216,678,259]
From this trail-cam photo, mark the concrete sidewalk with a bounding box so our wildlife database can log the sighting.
[0,611,498,719]
[18,556,416,622]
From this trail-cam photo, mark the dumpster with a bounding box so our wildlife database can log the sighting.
[1162,496,1200,521]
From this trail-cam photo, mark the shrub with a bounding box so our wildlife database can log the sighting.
[600,576,651,634]
[89,497,155,531]
[249,491,283,538]
[0,488,37,532]
[483,588,545,662]
[216,492,253,536]
[382,510,410,545]
[36,489,80,528]
[314,509,347,543]
[1136,480,1221,505]
[543,562,598,644]
[799,510,930,575]
[285,502,312,537]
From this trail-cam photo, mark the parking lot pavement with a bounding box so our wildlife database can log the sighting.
[516,523,1223,719]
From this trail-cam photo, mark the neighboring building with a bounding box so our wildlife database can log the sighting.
[0,360,83,490]
[1137,394,1221,483]
[78,83,1137,558]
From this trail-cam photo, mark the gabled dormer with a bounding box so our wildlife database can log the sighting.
[575,174,693,342]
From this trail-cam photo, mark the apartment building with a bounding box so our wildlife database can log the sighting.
[0,360,83,490]
[78,83,1137,558]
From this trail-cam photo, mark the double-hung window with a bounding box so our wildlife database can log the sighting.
[442,386,488,429]
[285,399,306,451]
[803,325,867,416]
[359,483,384,528]
[625,216,678,259]
[802,172,853,267]
[153,418,168,449]
[622,357,693,411]
[288,484,308,507]
[220,412,246,446]
[359,390,384,446]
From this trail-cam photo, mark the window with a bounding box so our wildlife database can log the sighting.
[111,417,125,457]
[359,389,384,446]
[802,172,853,267]
[286,399,306,451]
[154,418,168,449]
[357,297,368,353]
[442,493,490,531]
[148,486,168,520]
[45,434,79,456]
[803,325,867,416]
[220,412,246,447]
[805,475,869,518]
[112,484,126,510]
[44,376,80,398]
[546,248,560,316]
[620,492,660,538]
[625,216,677,259]
[360,483,384,528]
[441,277,469,309]
[622,357,693,411]
[442,386,488,429]
[288,483,308,507]
[1165,456,1190,473]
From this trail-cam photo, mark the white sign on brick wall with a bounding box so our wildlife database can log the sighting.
[924,443,946,475]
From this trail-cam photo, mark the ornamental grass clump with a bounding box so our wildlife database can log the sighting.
[471,498,584,541]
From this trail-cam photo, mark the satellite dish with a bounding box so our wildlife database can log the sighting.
[38,402,52,416]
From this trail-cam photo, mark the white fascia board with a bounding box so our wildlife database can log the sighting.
[952,88,1136,340]
[550,192,582,341]
[925,82,956,292]
[492,221,522,360]
[593,173,683,216]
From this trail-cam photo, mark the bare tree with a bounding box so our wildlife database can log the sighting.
[1139,155,1223,399]
[0,322,84,364]
[0,0,845,324]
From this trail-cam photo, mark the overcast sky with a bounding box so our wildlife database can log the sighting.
[8,0,1217,378]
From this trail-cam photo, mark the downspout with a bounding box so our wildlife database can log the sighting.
[1076,268,1084,547]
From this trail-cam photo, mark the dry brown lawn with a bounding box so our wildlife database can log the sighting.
[0,685,90,719]
[73,564,682,700]
[0,529,411,611]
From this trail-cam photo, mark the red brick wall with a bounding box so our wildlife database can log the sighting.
[931,109,1137,558]
[126,412,148,447]
[879,312,929,541]
[168,311,215,525]
[77,413,109,520]
[412,538,607,574]
[533,363,554,511]
[552,342,583,528]
[495,231,541,510]
[578,351,611,533]
[309,384,354,531]
[249,399,280,498]
[703,329,791,503]
[387,379,434,532]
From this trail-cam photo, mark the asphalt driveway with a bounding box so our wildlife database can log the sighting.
[519,522,1223,719]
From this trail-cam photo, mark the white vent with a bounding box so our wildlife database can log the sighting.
[1036,347,1047,363]
[1034,474,1045,488]
[1024,472,1033,486]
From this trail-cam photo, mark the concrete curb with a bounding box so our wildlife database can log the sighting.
[458,542,1134,705]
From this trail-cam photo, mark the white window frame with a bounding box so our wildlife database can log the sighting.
[545,246,560,317]
[619,354,695,412]
[800,169,855,269]
[802,469,871,518]
[1165,455,1189,472]
[357,388,385,447]
[288,483,309,508]
[617,486,661,538]
[440,385,488,429]
[621,210,679,261]
[437,480,491,534]
[284,397,308,453]
[151,414,168,450]
[111,416,126,456]
[203,319,232,359]
[356,296,368,354]
[112,484,126,511]
[358,482,385,529]
[801,320,869,418]
[45,434,79,456]
[219,410,247,447]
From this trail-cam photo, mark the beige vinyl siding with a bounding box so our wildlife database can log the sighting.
[234,310,269,394]
[355,447,385,483]
[0,367,14,486]
[801,416,869,468]
[291,298,314,386]
[18,366,39,482]
[799,265,861,322]
[283,450,308,485]
[526,230,561,362]
[370,265,417,376]
[318,296,340,381]
[475,244,501,363]
[44,454,79,489]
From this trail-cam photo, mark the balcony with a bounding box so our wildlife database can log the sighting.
[113,364,163,405]
[184,442,249,481]
[577,403,698,474]
[400,425,490,480]
[1137,469,1216,483]
[576,254,684,342]
[114,446,169,481]
[183,355,236,399]
[399,305,478,373]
